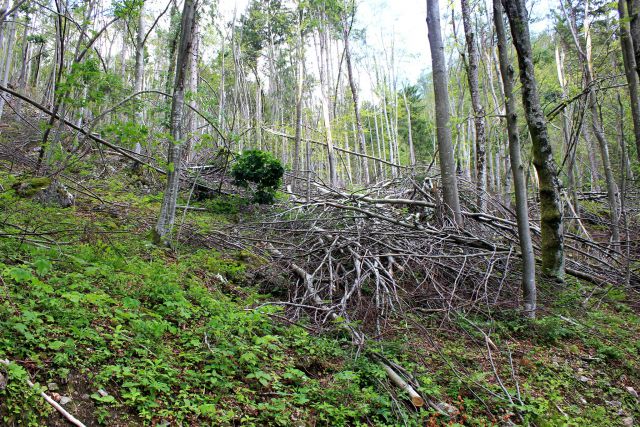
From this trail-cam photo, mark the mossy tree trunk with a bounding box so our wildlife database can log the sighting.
[502,0,564,281]
[494,0,536,317]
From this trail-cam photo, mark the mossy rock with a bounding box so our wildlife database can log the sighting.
[11,177,52,197]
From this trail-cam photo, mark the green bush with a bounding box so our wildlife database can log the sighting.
[231,150,284,204]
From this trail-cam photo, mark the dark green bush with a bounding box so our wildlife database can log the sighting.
[231,150,284,204]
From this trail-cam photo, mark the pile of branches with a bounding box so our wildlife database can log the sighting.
[229,175,639,338]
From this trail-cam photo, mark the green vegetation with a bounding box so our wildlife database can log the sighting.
[0,171,638,426]
[231,150,284,204]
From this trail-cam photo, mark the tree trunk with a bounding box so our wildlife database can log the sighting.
[426,0,462,226]
[494,0,536,317]
[155,0,198,244]
[502,0,564,281]
[133,4,145,124]
[343,8,370,184]
[316,26,338,187]
[292,6,304,186]
[619,0,640,160]
[0,19,15,119]
[562,0,620,244]
[402,88,416,168]
[461,0,487,211]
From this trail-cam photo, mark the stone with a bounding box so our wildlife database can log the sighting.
[578,375,590,383]
[47,382,59,391]
[435,402,460,417]
[626,386,638,399]
[35,180,74,208]
[59,396,72,405]
[0,372,6,390]
[622,417,634,427]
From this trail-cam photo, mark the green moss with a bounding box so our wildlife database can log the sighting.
[11,176,51,197]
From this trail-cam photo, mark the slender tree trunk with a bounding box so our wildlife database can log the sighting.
[619,0,640,160]
[292,7,304,186]
[0,19,15,118]
[503,0,564,281]
[133,3,145,124]
[426,0,462,225]
[185,21,199,162]
[494,0,536,316]
[461,0,487,211]
[155,0,198,244]
[316,27,338,187]
[402,88,416,168]
[563,0,620,244]
[343,9,369,184]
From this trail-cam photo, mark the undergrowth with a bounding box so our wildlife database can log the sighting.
[0,169,638,426]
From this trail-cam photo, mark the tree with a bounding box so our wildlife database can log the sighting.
[461,0,487,211]
[493,0,536,317]
[155,0,198,244]
[502,0,565,281]
[342,0,370,184]
[561,0,620,245]
[619,0,640,160]
[426,0,462,225]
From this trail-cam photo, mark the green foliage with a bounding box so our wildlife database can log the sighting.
[231,150,284,204]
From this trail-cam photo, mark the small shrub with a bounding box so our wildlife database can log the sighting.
[231,150,284,204]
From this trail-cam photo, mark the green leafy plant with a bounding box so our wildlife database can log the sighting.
[231,150,284,204]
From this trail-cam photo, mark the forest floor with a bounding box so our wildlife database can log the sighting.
[0,160,639,426]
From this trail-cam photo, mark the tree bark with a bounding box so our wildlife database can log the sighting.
[426,0,463,226]
[619,0,640,160]
[502,0,564,281]
[343,5,370,184]
[292,6,304,186]
[155,0,198,244]
[316,25,338,187]
[562,0,620,244]
[461,0,487,211]
[494,0,536,317]
[133,3,145,124]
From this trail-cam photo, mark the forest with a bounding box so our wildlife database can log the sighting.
[0,0,639,425]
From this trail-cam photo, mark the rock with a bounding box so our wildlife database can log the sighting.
[579,397,587,404]
[47,382,59,391]
[435,402,460,417]
[605,400,622,408]
[97,389,109,397]
[34,180,74,208]
[59,396,72,405]
[0,372,6,390]
[578,375,590,383]
[626,386,638,399]
[622,417,634,427]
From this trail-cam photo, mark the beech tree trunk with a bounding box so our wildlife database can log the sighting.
[155,0,198,244]
[426,0,462,226]
[502,0,564,281]
[461,0,487,211]
[343,8,370,184]
[316,24,338,187]
[292,6,304,185]
[562,1,620,244]
[619,0,640,160]
[133,4,145,124]
[494,0,536,317]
